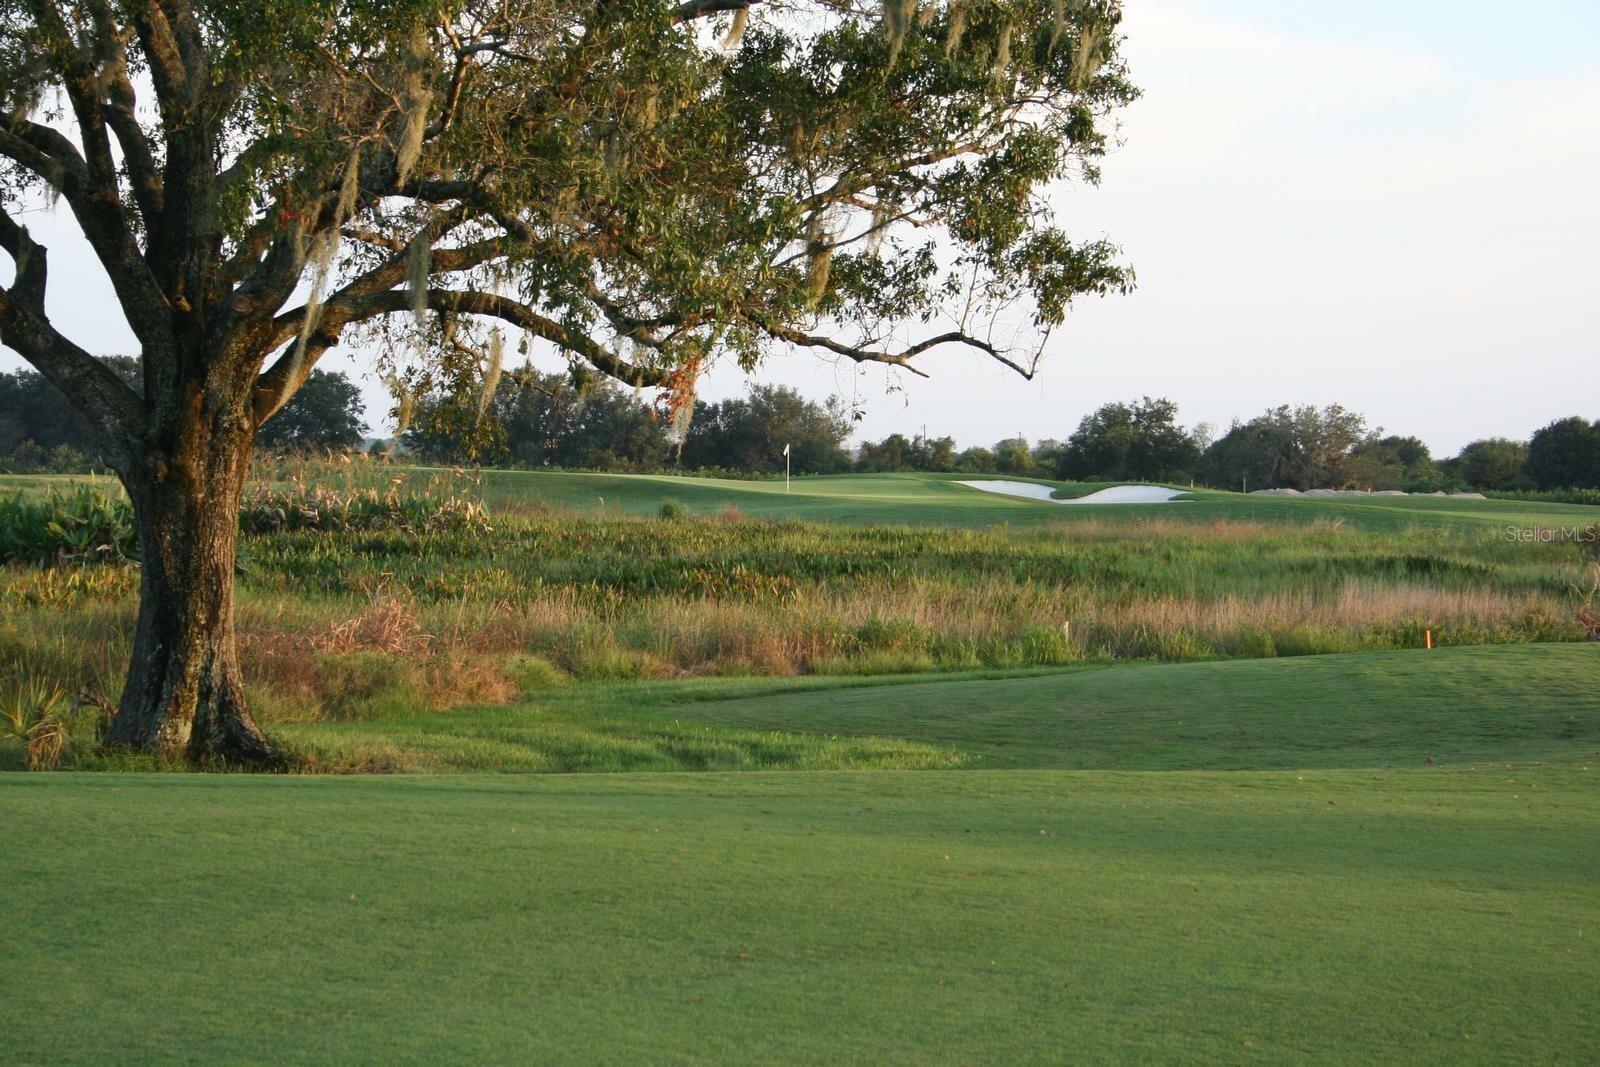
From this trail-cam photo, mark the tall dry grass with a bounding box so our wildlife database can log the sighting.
[2,478,1593,731]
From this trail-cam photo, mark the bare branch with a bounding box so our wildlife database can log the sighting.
[84,0,163,223]
[0,206,48,311]
[896,329,1039,379]
[0,122,172,349]
[0,209,147,447]
[252,332,337,424]
[25,1,117,190]
[751,320,1038,380]
[126,0,197,117]
[259,204,488,349]
[427,26,481,140]
[754,321,930,378]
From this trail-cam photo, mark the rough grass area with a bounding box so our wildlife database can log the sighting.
[3,765,1596,1062]
[2,468,1596,747]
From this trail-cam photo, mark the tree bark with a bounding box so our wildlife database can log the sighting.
[102,399,278,766]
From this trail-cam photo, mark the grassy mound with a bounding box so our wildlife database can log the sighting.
[256,643,1600,773]
[663,643,1600,771]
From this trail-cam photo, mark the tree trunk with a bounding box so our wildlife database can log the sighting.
[103,407,278,766]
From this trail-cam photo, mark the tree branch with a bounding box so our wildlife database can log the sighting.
[0,122,172,349]
[257,204,487,350]
[754,321,929,378]
[0,211,147,450]
[0,207,48,311]
[332,288,674,387]
[84,0,165,225]
[252,332,337,424]
[671,0,759,24]
[127,1,194,117]
[750,320,1037,380]
[896,330,1038,379]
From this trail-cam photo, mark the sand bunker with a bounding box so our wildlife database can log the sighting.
[958,481,1189,505]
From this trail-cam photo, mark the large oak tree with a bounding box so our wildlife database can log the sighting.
[0,0,1135,763]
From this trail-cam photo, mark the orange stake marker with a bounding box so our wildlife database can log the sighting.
[1425,629,1433,650]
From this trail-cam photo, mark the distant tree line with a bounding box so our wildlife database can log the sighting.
[0,357,138,472]
[404,374,857,474]
[406,370,677,470]
[7,362,1598,493]
[403,374,1067,478]
[0,362,365,472]
[847,398,1600,494]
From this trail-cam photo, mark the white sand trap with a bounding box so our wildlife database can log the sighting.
[958,481,1189,504]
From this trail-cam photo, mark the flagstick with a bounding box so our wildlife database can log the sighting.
[785,443,790,493]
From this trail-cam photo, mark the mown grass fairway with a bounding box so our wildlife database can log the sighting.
[665,643,1600,771]
[267,644,1600,773]
[423,467,1600,533]
[4,645,1599,1061]
[4,769,1596,1061]
[12,465,1600,532]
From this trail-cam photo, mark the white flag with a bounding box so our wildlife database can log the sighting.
[782,442,790,456]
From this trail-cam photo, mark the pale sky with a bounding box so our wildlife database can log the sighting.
[6,2,1598,456]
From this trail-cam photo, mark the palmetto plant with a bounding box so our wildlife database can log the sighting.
[0,487,137,565]
[1,675,71,770]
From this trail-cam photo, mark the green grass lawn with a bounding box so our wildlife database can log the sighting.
[4,766,1595,1062]
[441,467,1600,533]
[271,644,1600,773]
[663,643,1600,771]
[13,466,1595,533]
[4,468,1596,1061]
[5,645,1597,1061]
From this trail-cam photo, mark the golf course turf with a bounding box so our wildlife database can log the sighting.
[452,467,1600,533]
[4,644,1597,1062]
[268,644,1600,774]
[4,471,1597,1060]
[18,467,1592,533]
